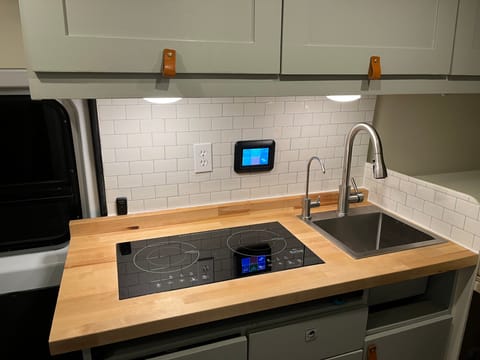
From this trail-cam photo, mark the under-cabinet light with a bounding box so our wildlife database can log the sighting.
[326,95,362,102]
[143,98,182,104]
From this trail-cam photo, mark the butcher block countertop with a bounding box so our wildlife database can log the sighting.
[49,192,478,355]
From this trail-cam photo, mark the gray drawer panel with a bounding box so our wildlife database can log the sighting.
[364,316,451,360]
[148,336,247,360]
[249,306,368,360]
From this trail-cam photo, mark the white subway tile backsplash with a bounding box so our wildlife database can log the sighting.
[143,173,166,186]
[434,191,456,210]
[141,119,165,133]
[130,161,154,174]
[152,105,176,118]
[465,217,480,235]
[364,163,480,252]
[177,104,200,118]
[101,135,128,149]
[212,117,233,130]
[104,162,130,176]
[115,148,141,162]
[128,134,152,147]
[131,187,156,200]
[141,147,165,161]
[165,145,188,159]
[98,105,126,120]
[155,184,178,197]
[455,199,479,219]
[126,105,151,119]
[199,104,222,117]
[430,217,452,238]
[165,118,188,132]
[242,129,263,139]
[99,96,375,215]
[451,227,474,248]
[416,185,435,202]
[117,175,143,188]
[144,198,167,210]
[244,103,266,116]
[189,118,212,131]
[223,103,244,116]
[265,102,284,115]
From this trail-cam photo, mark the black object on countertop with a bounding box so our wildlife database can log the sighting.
[116,222,324,299]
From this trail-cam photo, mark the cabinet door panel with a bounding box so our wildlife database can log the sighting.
[364,316,451,360]
[451,0,480,75]
[282,0,458,75]
[248,307,368,360]
[147,337,247,360]
[19,0,281,74]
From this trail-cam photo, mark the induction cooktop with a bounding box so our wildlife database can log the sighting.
[116,222,324,299]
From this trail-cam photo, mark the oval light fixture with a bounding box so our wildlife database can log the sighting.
[143,98,182,104]
[326,95,362,102]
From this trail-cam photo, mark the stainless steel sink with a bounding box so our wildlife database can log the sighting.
[305,205,446,258]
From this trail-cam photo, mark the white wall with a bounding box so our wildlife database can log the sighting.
[97,96,376,214]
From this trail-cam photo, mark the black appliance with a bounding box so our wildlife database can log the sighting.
[116,222,324,299]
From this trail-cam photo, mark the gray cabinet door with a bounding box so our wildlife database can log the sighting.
[451,0,480,75]
[248,307,368,360]
[18,0,281,74]
[282,0,459,75]
[364,316,451,360]
[147,336,247,360]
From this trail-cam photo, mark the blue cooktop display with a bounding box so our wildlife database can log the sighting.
[116,222,324,299]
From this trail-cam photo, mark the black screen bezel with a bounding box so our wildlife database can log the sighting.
[234,139,275,173]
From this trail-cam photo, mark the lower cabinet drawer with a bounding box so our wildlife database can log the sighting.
[147,336,247,360]
[248,306,368,360]
[364,315,451,360]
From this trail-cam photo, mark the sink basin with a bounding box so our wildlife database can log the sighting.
[305,206,446,258]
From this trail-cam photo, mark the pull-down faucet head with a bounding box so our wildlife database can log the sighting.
[338,123,387,217]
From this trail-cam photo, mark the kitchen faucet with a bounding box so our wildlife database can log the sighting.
[338,123,387,217]
[301,156,326,220]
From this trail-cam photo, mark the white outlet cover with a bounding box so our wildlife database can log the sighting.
[193,143,212,173]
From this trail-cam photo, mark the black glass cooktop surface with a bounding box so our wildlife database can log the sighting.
[116,222,324,299]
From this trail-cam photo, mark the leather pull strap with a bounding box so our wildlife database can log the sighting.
[368,56,381,80]
[162,49,176,77]
[367,344,378,360]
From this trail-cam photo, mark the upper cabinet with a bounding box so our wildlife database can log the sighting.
[281,0,459,75]
[16,0,480,98]
[451,0,480,75]
[19,0,282,74]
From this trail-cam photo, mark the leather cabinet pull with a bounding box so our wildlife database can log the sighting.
[368,56,381,80]
[162,49,176,78]
[367,344,378,360]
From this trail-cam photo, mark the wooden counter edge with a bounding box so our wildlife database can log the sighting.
[49,253,478,355]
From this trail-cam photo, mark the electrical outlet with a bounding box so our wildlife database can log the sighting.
[193,143,212,173]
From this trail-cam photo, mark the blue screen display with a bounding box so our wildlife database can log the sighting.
[242,148,269,167]
[241,256,267,274]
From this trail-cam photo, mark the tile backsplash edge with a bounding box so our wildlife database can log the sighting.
[364,163,480,253]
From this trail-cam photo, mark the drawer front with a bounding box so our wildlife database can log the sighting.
[364,316,451,360]
[148,336,247,360]
[248,307,368,360]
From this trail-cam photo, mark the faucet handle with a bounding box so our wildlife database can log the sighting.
[348,177,364,203]
[351,177,359,194]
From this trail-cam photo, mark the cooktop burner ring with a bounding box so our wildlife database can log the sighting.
[133,241,200,274]
[226,229,287,257]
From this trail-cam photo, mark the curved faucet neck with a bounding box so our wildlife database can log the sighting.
[338,123,387,217]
